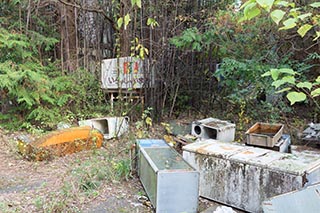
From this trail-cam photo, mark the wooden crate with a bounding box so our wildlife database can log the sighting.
[245,122,284,147]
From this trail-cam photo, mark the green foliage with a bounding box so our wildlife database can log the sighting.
[171,10,279,61]
[240,0,320,40]
[262,68,320,107]
[135,107,153,138]
[147,17,159,29]
[214,58,270,104]
[0,28,107,130]
[71,151,132,194]
[170,28,202,51]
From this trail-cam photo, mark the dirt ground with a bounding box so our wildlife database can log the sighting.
[0,127,240,213]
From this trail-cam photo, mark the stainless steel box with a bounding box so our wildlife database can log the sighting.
[136,139,199,213]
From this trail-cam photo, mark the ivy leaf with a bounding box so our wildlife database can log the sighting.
[117,17,123,28]
[286,92,306,105]
[310,2,320,8]
[297,24,313,37]
[279,18,297,30]
[256,0,274,12]
[296,82,313,90]
[297,13,312,20]
[244,3,261,20]
[270,9,286,25]
[269,68,296,80]
[311,88,320,97]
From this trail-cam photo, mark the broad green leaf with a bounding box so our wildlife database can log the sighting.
[275,1,289,6]
[261,71,271,77]
[277,68,297,75]
[136,0,141,8]
[279,18,297,30]
[244,3,261,20]
[275,87,291,93]
[296,82,313,90]
[275,1,294,7]
[297,24,313,37]
[272,79,287,88]
[256,0,274,12]
[289,8,300,18]
[310,2,320,8]
[131,0,136,6]
[286,92,306,105]
[240,0,255,9]
[124,14,131,27]
[316,76,320,83]
[270,69,280,80]
[311,88,320,97]
[282,76,295,84]
[238,16,247,23]
[270,9,286,25]
[117,17,123,28]
[272,76,295,88]
[298,13,312,20]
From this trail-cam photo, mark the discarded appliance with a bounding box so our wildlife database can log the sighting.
[262,183,320,213]
[302,123,320,143]
[271,134,291,153]
[17,126,103,161]
[79,116,129,139]
[136,139,199,213]
[245,122,284,147]
[182,139,320,212]
[191,118,235,142]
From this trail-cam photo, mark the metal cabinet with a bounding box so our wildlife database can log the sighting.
[137,139,199,213]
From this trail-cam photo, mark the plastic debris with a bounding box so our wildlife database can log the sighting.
[17,126,103,161]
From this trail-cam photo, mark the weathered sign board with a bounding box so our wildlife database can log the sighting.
[101,57,152,90]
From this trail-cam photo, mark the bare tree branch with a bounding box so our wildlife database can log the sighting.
[57,0,116,30]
